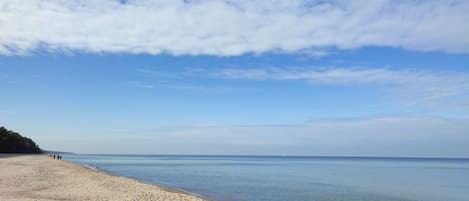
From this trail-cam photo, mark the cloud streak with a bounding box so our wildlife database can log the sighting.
[1,0,468,56]
[43,116,469,157]
[214,67,469,107]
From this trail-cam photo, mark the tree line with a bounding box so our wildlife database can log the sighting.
[0,126,42,153]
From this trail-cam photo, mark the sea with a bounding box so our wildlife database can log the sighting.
[63,154,469,201]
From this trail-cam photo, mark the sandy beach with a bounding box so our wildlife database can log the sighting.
[0,154,210,201]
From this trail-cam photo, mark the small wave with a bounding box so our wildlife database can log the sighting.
[83,164,100,171]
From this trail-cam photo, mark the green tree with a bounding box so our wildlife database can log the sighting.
[0,127,42,153]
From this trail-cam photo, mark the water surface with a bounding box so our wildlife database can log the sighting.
[64,155,469,201]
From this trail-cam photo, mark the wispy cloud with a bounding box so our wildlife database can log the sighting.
[1,0,468,56]
[128,81,155,88]
[131,66,469,106]
[157,83,253,93]
[137,69,180,79]
[213,67,469,107]
[87,116,469,157]
[128,79,254,93]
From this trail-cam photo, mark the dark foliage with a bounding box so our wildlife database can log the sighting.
[0,127,42,153]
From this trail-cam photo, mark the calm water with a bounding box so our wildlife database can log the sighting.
[63,154,469,201]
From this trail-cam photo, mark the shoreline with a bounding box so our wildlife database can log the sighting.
[71,159,214,201]
[0,154,212,201]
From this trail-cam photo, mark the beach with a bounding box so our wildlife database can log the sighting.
[0,154,210,201]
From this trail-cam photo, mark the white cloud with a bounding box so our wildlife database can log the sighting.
[214,67,469,106]
[1,0,468,55]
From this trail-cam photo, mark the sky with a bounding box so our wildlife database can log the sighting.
[1,0,469,157]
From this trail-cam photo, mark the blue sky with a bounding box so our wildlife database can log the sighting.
[1,0,469,157]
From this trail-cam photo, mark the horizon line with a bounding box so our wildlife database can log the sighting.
[58,153,469,160]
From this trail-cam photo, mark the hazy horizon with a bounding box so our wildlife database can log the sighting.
[50,153,469,159]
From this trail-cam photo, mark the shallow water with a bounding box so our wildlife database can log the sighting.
[63,154,469,201]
